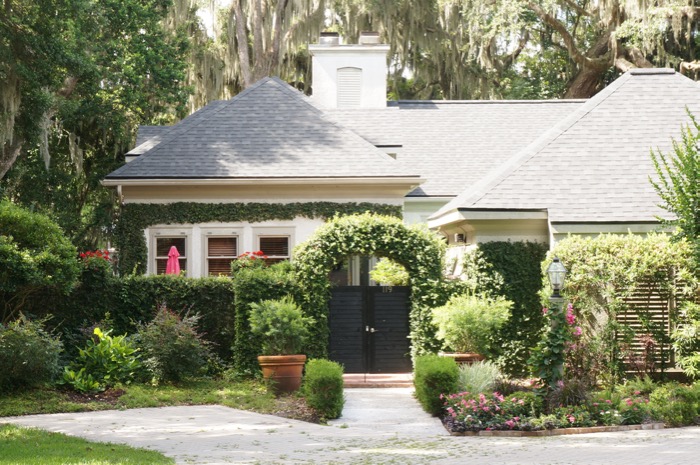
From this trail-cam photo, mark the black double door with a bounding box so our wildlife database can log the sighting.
[329,286,411,373]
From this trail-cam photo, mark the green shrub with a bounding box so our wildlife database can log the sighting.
[249,296,314,355]
[0,316,63,391]
[414,354,459,416]
[0,201,80,322]
[369,258,409,286]
[431,293,511,357]
[672,302,700,379]
[303,359,345,420]
[135,305,213,383]
[459,241,548,377]
[649,382,699,426]
[63,328,142,393]
[457,361,501,394]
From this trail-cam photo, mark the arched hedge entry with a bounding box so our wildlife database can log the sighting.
[293,213,447,360]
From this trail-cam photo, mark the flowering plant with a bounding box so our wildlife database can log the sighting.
[79,249,110,261]
[231,250,268,273]
[441,391,540,432]
[79,249,112,274]
[529,303,582,390]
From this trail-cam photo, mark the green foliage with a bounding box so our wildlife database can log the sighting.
[529,303,579,392]
[650,111,700,272]
[457,361,502,394]
[0,200,80,322]
[249,296,314,356]
[672,302,700,379]
[459,241,548,377]
[431,293,511,356]
[63,328,142,393]
[232,264,302,374]
[114,202,401,275]
[303,359,345,420]
[135,305,213,383]
[413,354,459,416]
[551,233,698,385]
[369,258,409,286]
[0,316,63,392]
[649,382,700,427]
[294,213,446,360]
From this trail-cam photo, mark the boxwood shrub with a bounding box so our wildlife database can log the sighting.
[414,354,459,416]
[303,359,345,420]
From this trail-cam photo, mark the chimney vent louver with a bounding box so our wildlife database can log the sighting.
[319,32,340,46]
[359,31,380,45]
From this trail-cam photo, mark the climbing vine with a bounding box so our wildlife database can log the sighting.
[114,202,401,274]
[293,213,447,360]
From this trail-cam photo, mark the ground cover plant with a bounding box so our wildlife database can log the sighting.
[0,424,174,464]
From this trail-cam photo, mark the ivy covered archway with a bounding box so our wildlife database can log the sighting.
[293,213,447,360]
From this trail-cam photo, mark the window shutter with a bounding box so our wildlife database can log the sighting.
[337,67,362,108]
[208,237,237,257]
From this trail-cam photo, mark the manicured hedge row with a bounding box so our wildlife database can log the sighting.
[21,268,236,360]
[304,359,345,420]
[414,354,459,416]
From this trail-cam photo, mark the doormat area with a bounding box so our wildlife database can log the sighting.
[445,422,665,437]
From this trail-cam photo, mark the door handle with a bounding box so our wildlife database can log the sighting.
[365,326,376,333]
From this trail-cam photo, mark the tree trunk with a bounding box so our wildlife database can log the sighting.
[0,138,23,180]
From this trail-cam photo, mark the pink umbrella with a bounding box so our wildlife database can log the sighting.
[165,246,180,275]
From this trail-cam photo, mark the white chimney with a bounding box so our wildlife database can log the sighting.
[309,32,389,109]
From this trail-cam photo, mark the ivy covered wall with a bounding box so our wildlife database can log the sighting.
[114,201,402,275]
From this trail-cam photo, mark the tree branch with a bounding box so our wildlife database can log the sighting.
[231,0,252,87]
[0,137,23,180]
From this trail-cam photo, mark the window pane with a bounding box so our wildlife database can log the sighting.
[157,258,186,275]
[156,237,186,257]
[259,237,289,257]
[208,259,233,276]
[208,237,237,257]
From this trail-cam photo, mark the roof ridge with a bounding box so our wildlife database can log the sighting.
[429,72,637,220]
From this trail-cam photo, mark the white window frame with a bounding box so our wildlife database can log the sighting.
[202,228,243,277]
[151,228,190,276]
[254,227,294,263]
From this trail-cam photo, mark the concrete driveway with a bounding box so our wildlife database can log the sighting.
[3,388,699,464]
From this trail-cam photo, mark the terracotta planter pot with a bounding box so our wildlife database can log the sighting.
[439,352,485,365]
[257,354,307,394]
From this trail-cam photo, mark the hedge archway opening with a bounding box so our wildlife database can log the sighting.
[293,213,447,360]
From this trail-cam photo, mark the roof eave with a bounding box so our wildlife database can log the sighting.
[102,176,424,187]
[428,208,548,229]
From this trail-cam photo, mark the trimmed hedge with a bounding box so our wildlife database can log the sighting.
[414,354,459,416]
[461,241,548,376]
[303,359,345,420]
[232,263,303,376]
[19,272,236,360]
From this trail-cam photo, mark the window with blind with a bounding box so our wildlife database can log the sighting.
[155,237,186,275]
[259,236,290,264]
[207,236,238,276]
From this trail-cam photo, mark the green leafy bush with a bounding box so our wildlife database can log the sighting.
[303,359,345,420]
[0,316,63,391]
[649,382,699,426]
[369,258,409,286]
[63,328,142,393]
[672,302,700,379]
[249,296,314,355]
[457,361,501,394]
[0,201,80,322]
[431,293,511,357]
[135,305,213,383]
[414,354,459,416]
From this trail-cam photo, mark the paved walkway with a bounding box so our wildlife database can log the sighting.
[3,387,700,464]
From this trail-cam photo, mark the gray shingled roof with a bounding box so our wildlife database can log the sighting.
[107,77,417,180]
[329,99,584,197]
[432,69,700,223]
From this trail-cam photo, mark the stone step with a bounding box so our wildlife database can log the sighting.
[343,373,414,388]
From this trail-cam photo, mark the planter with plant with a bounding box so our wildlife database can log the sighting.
[431,293,511,363]
[248,296,314,393]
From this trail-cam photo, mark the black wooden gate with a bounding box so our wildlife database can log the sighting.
[329,286,411,373]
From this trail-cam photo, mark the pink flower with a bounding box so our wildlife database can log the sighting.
[542,307,549,315]
[567,414,575,424]
[573,326,582,337]
[565,304,576,325]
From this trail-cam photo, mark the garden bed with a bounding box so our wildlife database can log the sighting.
[443,420,665,437]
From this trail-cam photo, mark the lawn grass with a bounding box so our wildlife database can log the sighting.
[0,379,278,417]
[0,424,174,464]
